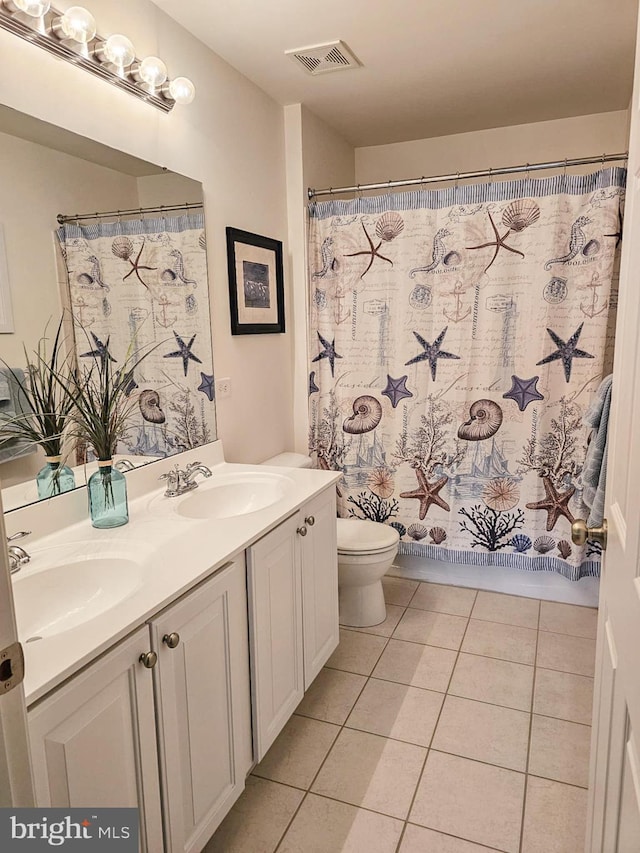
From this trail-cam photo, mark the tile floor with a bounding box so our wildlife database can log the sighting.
[205,579,598,853]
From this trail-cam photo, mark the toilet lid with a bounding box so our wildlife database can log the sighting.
[336,518,400,553]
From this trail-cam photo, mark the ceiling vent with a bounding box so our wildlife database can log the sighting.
[285,41,361,76]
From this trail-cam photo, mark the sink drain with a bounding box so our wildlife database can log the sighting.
[25,636,42,643]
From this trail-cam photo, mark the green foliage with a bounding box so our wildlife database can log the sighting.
[0,318,75,457]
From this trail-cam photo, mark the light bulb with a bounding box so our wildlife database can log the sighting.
[100,34,135,69]
[137,56,168,88]
[167,76,196,105]
[54,6,96,43]
[7,0,50,16]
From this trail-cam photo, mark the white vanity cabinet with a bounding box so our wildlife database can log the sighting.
[27,557,252,853]
[149,558,252,853]
[248,486,338,760]
[27,626,165,853]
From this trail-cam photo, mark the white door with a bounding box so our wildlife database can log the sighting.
[150,559,251,853]
[586,15,640,850]
[0,494,33,807]
[300,488,339,689]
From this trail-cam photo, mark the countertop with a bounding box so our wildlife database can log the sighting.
[11,448,339,706]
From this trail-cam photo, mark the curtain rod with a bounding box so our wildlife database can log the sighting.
[56,201,204,225]
[307,152,628,200]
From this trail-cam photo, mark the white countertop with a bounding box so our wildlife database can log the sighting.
[11,449,339,706]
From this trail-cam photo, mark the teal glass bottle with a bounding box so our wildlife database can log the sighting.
[88,462,129,529]
[36,457,76,500]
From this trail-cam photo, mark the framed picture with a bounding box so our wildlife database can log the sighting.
[226,227,285,335]
[0,224,14,334]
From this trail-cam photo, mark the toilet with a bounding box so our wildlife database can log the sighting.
[336,518,399,627]
[262,453,400,628]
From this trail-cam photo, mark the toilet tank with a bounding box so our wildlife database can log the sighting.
[261,452,313,469]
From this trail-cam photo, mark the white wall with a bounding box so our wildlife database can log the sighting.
[284,105,354,452]
[0,0,292,464]
[356,111,630,185]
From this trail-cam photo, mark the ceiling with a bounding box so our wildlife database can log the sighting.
[153,0,638,147]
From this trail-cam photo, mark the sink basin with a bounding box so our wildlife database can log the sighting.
[177,472,292,520]
[13,558,142,640]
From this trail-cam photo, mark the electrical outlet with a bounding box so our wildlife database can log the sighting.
[216,377,231,398]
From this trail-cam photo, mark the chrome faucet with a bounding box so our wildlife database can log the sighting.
[115,459,135,472]
[159,462,212,497]
[6,531,31,575]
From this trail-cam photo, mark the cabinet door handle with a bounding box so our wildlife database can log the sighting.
[139,651,158,669]
[162,632,181,649]
[297,525,308,537]
[305,516,315,527]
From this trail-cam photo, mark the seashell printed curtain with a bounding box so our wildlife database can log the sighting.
[57,214,216,460]
[308,169,625,580]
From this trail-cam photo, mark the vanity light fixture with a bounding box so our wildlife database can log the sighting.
[132,55,168,90]
[0,1,195,112]
[4,0,50,17]
[51,5,96,44]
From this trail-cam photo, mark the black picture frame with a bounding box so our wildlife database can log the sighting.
[226,227,285,335]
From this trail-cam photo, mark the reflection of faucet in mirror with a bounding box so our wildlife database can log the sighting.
[160,462,212,497]
[114,459,135,473]
[6,531,31,575]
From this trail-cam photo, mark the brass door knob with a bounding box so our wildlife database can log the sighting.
[305,516,315,527]
[297,525,308,537]
[163,632,180,649]
[571,518,608,549]
[139,651,158,669]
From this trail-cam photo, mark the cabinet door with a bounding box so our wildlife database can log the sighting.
[150,558,251,853]
[27,626,163,853]
[247,513,304,760]
[300,488,339,688]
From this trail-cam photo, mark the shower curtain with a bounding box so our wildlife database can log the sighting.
[308,168,625,580]
[57,214,216,459]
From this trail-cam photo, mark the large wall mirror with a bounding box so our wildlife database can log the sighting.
[0,105,216,512]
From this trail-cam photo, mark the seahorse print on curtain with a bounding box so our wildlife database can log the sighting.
[308,169,625,580]
[58,214,216,460]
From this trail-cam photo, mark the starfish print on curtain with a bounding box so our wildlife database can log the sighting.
[405,327,461,380]
[537,324,594,382]
[400,470,450,520]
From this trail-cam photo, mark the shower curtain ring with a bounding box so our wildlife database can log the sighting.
[563,157,568,176]
[525,163,530,181]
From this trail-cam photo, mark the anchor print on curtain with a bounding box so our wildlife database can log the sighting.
[57,214,216,460]
[308,169,625,580]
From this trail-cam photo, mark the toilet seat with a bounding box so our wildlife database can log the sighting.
[337,518,399,554]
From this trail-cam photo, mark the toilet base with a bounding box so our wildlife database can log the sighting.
[339,580,386,627]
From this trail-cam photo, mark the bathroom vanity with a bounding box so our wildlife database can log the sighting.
[6,442,340,853]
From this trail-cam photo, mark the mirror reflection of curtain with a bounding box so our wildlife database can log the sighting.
[308,168,625,580]
[57,214,216,460]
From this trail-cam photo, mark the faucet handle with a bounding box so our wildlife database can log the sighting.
[7,531,31,542]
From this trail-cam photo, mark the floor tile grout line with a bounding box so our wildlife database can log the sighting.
[272,610,400,853]
[326,631,596,677]
[273,620,396,853]
[393,588,479,853]
[518,597,541,853]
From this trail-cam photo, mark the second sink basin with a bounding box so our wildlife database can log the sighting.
[13,558,143,640]
[177,472,293,520]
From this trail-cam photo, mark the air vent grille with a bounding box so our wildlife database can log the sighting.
[286,41,360,76]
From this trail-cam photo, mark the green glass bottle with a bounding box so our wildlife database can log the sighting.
[36,456,76,500]
[88,461,129,529]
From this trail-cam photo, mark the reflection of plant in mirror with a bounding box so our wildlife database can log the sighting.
[0,318,77,498]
